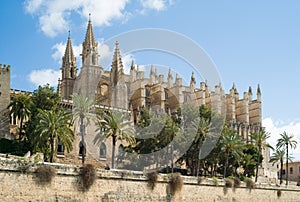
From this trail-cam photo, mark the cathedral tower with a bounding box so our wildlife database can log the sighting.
[0,64,11,138]
[110,41,128,109]
[60,33,77,100]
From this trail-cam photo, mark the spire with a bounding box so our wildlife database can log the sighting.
[60,33,77,100]
[82,15,99,66]
[150,64,155,85]
[131,59,135,70]
[257,84,261,95]
[190,72,196,91]
[83,14,97,48]
[111,41,124,85]
[63,34,76,67]
[248,86,252,94]
[167,68,173,88]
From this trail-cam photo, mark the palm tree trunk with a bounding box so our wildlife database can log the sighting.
[255,146,261,182]
[224,151,229,178]
[50,136,54,163]
[80,116,85,164]
[19,117,23,139]
[280,158,283,185]
[112,136,116,169]
[171,143,174,174]
[286,143,288,185]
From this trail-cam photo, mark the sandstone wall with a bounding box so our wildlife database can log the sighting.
[0,159,299,202]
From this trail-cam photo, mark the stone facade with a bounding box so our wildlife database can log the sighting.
[282,161,300,182]
[56,19,264,166]
[0,159,299,202]
[0,64,10,139]
[0,18,266,174]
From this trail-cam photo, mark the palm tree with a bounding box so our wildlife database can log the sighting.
[193,117,210,177]
[35,110,74,162]
[72,93,96,164]
[269,149,293,185]
[8,93,31,139]
[94,110,135,169]
[276,131,298,185]
[220,127,244,178]
[163,117,180,173]
[250,130,273,182]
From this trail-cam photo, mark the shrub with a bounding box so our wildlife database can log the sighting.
[225,178,234,188]
[233,177,241,188]
[245,178,255,190]
[212,177,219,186]
[146,172,158,190]
[81,164,96,190]
[277,190,282,198]
[169,173,183,195]
[35,165,56,185]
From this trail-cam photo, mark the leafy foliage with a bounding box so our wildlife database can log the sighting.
[35,110,74,162]
[94,110,135,169]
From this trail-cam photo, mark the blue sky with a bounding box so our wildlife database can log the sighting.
[0,0,300,158]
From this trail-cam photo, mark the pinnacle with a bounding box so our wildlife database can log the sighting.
[64,35,76,64]
[83,17,97,48]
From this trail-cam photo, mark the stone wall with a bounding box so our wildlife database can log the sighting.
[0,159,299,202]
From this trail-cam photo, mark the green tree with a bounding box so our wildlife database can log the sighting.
[193,117,210,177]
[276,131,298,185]
[220,127,244,178]
[163,117,180,173]
[25,84,61,153]
[72,93,96,164]
[250,130,273,182]
[94,110,135,169]
[35,110,74,162]
[8,93,31,139]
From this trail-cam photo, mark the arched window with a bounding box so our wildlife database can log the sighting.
[146,89,150,97]
[118,144,124,157]
[100,143,106,158]
[57,140,64,155]
[70,68,74,78]
[79,141,86,156]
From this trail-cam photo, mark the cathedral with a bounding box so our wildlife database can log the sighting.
[0,18,264,169]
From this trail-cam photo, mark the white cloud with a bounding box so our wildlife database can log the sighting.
[28,69,61,87]
[24,0,174,37]
[263,117,300,160]
[141,0,167,11]
[24,0,43,13]
[51,42,82,65]
[24,0,130,37]
[122,54,135,74]
[99,43,113,60]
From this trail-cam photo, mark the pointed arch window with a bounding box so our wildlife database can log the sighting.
[79,141,86,156]
[100,143,107,158]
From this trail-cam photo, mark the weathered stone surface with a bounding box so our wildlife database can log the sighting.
[0,159,299,202]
